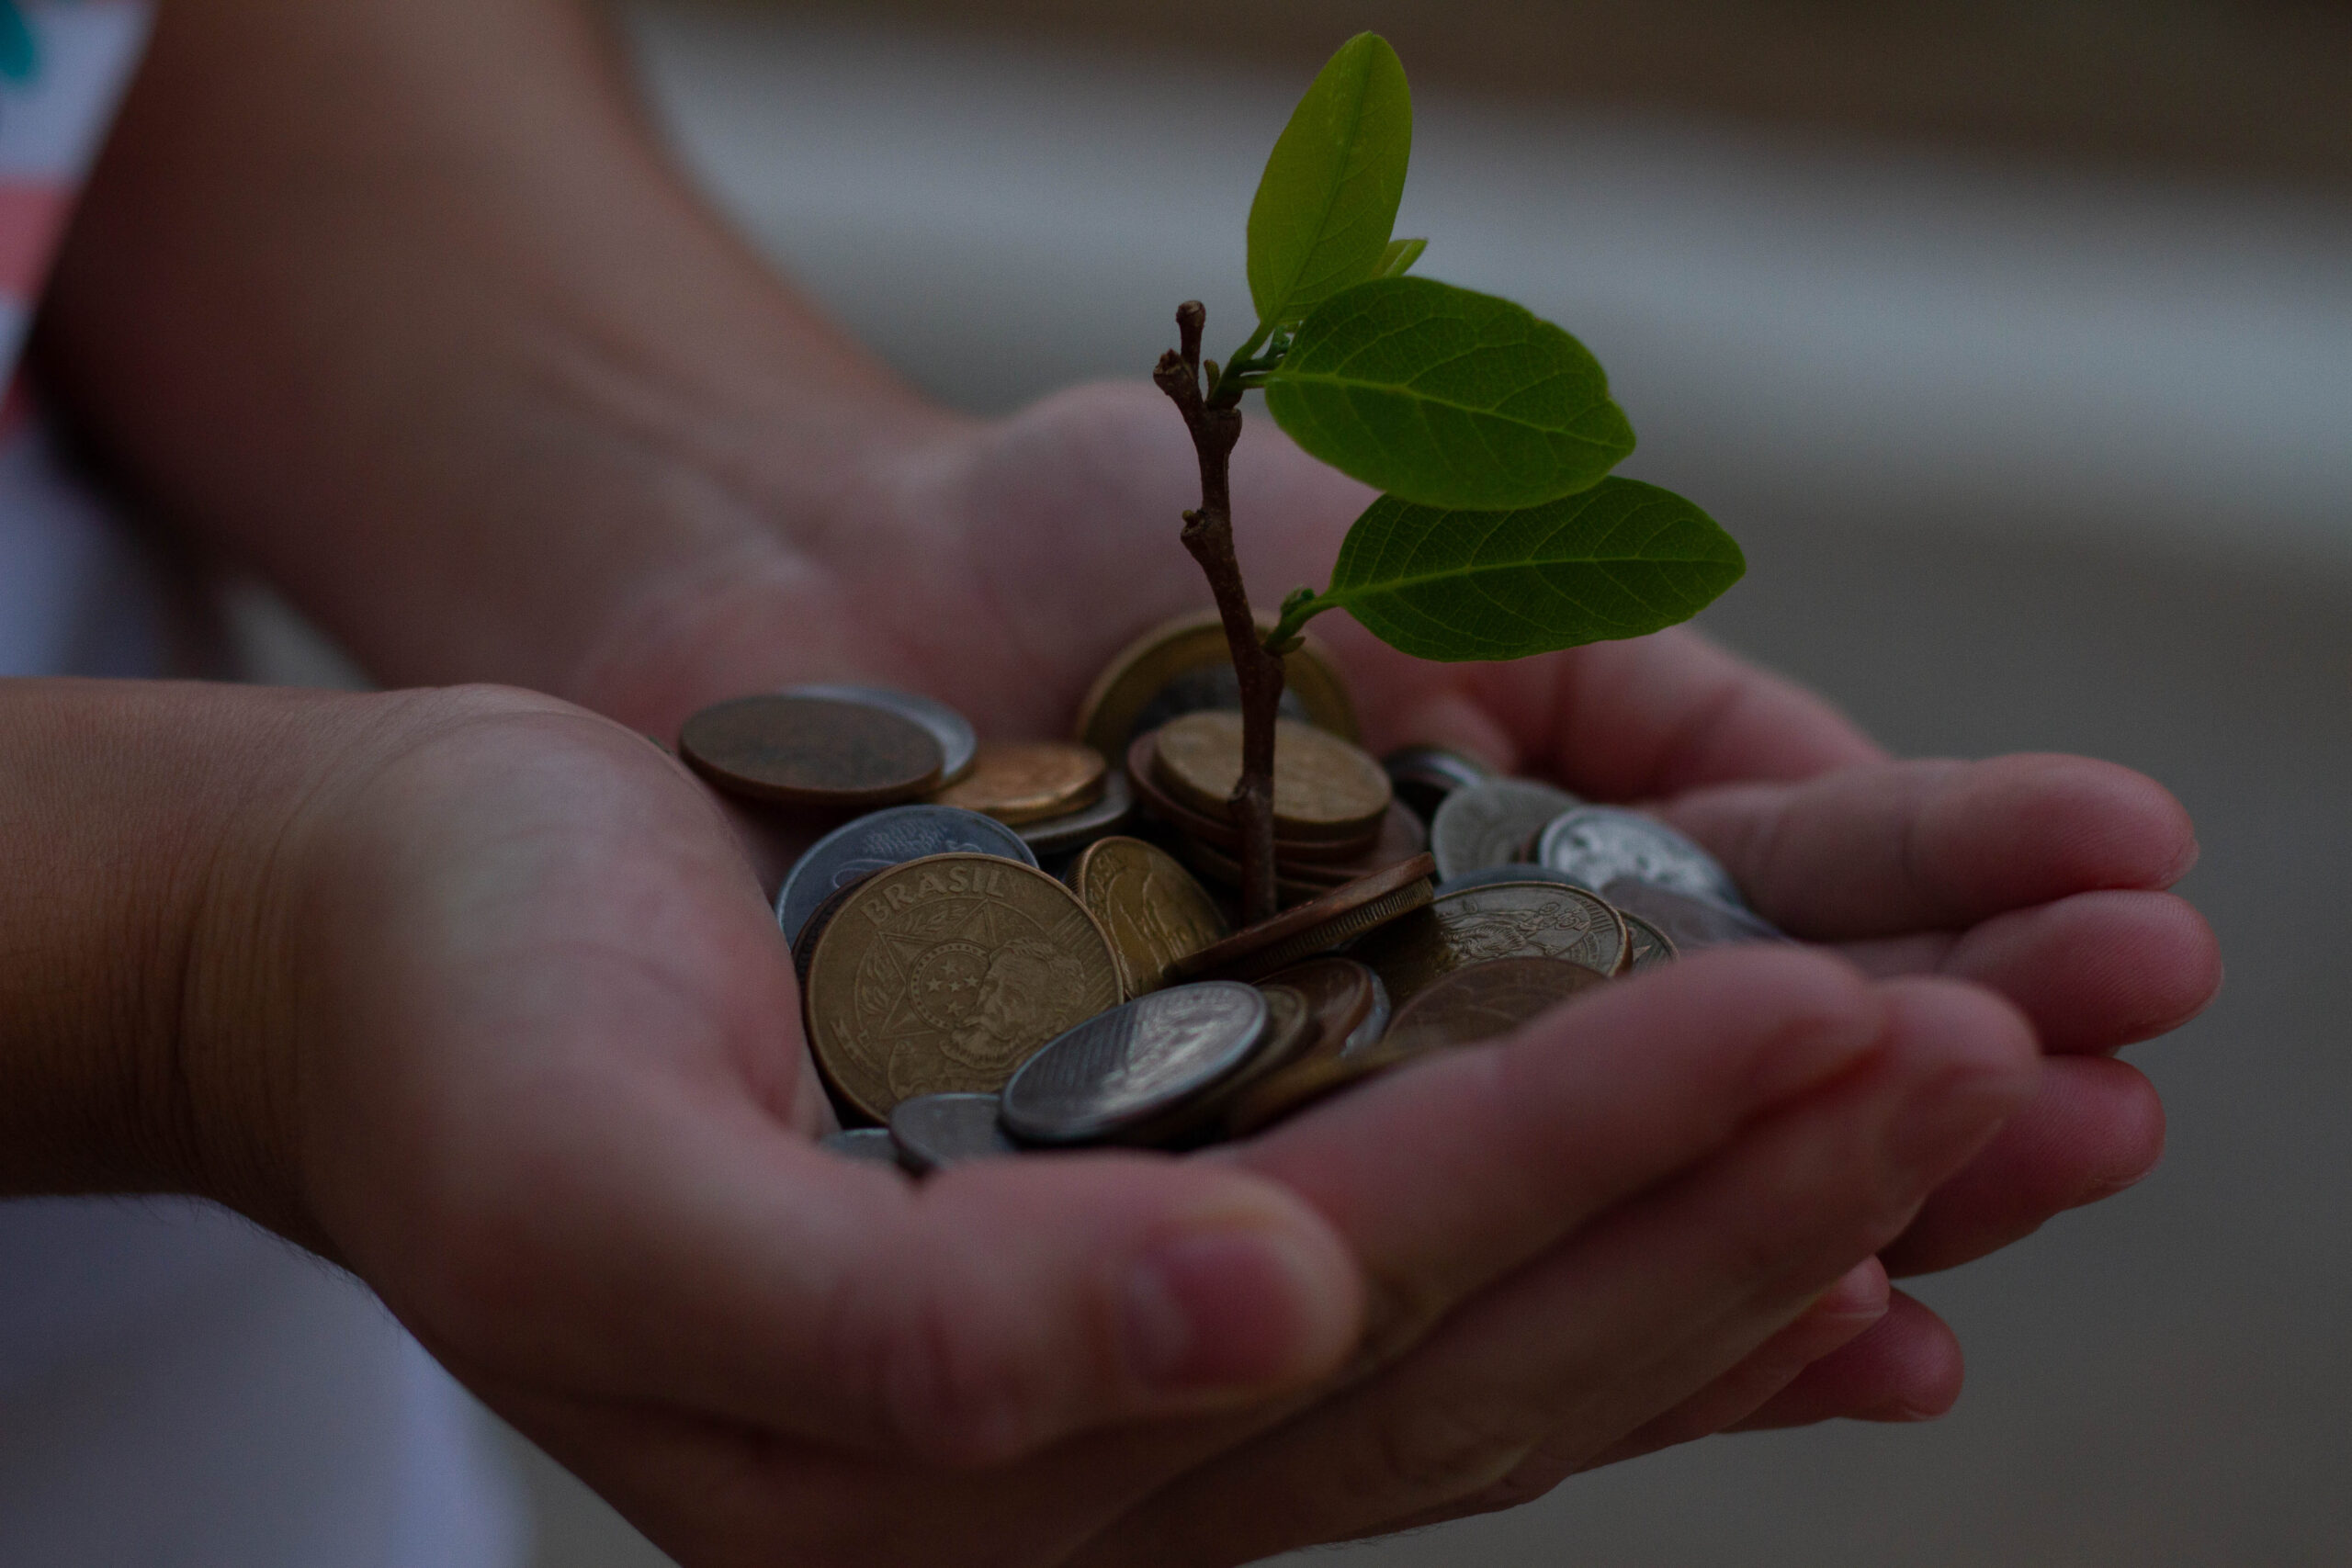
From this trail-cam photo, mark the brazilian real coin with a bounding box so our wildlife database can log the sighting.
[776,804,1038,947]
[1068,836,1231,996]
[1001,981,1271,1145]
[1602,877,1792,952]
[681,693,944,807]
[1434,863,1595,897]
[1076,609,1359,762]
[1224,1047,1419,1139]
[1258,957,1389,1061]
[888,1092,1021,1174]
[802,853,1122,1122]
[1351,881,1631,1006]
[1430,778,1585,882]
[1536,806,1746,908]
[786,682,978,786]
[1380,956,1611,1055]
[1017,768,1135,858]
[930,741,1106,826]
[1152,711,1393,843]
[1174,853,1438,984]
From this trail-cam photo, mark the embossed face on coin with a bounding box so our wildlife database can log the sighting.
[681,694,944,807]
[1430,779,1585,882]
[1153,712,1392,841]
[1069,837,1230,996]
[930,741,1107,826]
[1601,878,1791,953]
[786,682,978,786]
[1351,881,1630,1005]
[1382,957,1611,1055]
[777,806,1038,946]
[1001,982,1270,1145]
[1536,806,1745,908]
[888,1093,1020,1173]
[803,854,1121,1122]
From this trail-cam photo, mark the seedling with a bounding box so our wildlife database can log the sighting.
[1155,32,1746,923]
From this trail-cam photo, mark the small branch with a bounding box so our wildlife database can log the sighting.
[1155,300,1288,925]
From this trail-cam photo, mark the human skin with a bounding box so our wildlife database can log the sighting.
[15,0,2222,1559]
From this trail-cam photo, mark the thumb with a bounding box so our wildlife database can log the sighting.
[411,1088,1364,1470]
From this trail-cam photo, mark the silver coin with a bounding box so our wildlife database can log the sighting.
[818,1127,905,1168]
[776,804,1037,944]
[1430,779,1584,881]
[888,1093,1021,1174]
[1436,863,1598,897]
[1340,968,1393,1058]
[1602,878,1791,951]
[1383,746,1496,822]
[1536,806,1745,908]
[785,682,978,786]
[1016,767,1134,857]
[1001,981,1269,1145]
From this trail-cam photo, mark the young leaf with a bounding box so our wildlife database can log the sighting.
[1262,276,1637,510]
[1246,33,1412,329]
[1310,478,1744,661]
[1377,238,1427,277]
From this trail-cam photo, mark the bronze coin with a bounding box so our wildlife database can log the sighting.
[1126,732,1382,863]
[1258,957,1385,1062]
[1381,957,1611,1055]
[1152,712,1391,842]
[1068,836,1231,997]
[1173,853,1437,984]
[802,853,1122,1122]
[1224,1047,1420,1140]
[1075,608,1360,761]
[1622,910,1679,971]
[1351,880,1631,1007]
[1171,833,1353,909]
[929,740,1107,826]
[681,694,944,807]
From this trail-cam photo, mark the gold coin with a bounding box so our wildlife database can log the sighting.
[1067,836,1231,996]
[1152,712,1391,842]
[1074,609,1359,762]
[1351,881,1631,1007]
[1381,957,1611,1055]
[803,853,1121,1122]
[929,740,1107,826]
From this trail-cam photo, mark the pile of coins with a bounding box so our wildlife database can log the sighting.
[675,611,1790,1174]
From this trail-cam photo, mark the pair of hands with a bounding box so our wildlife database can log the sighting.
[230,383,2216,1566]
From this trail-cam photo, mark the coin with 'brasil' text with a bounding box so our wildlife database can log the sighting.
[803,853,1121,1122]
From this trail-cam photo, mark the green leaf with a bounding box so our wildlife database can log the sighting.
[1247,33,1412,329]
[1378,237,1427,277]
[1310,478,1745,661]
[1262,276,1637,509]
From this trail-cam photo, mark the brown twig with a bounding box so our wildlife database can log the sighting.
[1154,300,1287,925]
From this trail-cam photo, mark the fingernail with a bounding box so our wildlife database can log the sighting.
[1122,1224,1347,1396]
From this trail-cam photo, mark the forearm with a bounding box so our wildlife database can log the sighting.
[0,679,360,1219]
[36,0,944,704]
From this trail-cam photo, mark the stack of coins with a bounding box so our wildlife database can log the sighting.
[674,615,1789,1175]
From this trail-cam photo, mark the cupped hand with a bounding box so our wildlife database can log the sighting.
[253,686,2041,1566]
[565,378,2220,1443]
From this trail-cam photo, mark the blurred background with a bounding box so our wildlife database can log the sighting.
[467,0,2352,1562]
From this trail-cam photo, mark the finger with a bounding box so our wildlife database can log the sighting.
[1666,754,2200,938]
[1882,1055,2165,1276]
[1576,1258,1892,1469]
[1730,1290,1965,1427]
[1221,946,1910,1352]
[409,1089,1363,1469]
[1323,619,1887,794]
[1098,977,2037,1563]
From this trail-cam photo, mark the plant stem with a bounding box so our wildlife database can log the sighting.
[1154,299,1287,926]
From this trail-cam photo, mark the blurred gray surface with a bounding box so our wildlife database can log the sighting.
[505,7,2352,1563]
